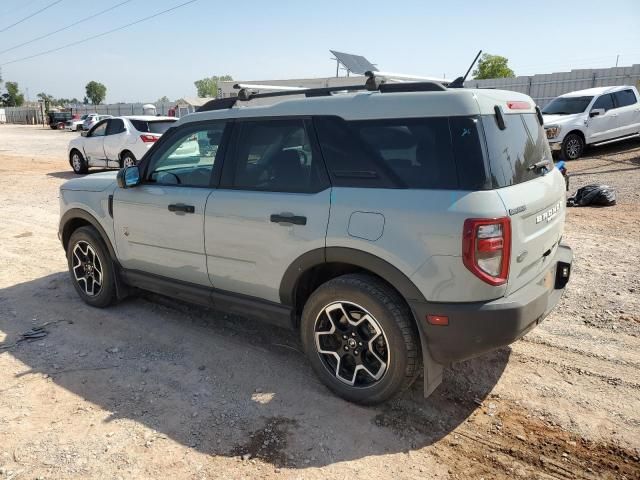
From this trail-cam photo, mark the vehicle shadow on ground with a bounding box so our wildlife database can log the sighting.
[47,169,112,180]
[582,138,640,159]
[0,272,509,468]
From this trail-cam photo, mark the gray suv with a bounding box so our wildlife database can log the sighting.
[59,79,573,404]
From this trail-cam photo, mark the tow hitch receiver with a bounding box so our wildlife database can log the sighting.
[555,261,571,289]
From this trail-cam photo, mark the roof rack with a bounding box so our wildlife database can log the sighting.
[197,73,448,113]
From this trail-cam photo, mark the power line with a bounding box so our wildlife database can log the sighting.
[0,0,64,34]
[0,0,38,18]
[0,0,133,55]
[0,0,198,66]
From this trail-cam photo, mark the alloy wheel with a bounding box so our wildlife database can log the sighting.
[72,153,82,172]
[566,138,581,159]
[71,241,103,296]
[314,301,389,387]
[123,156,136,168]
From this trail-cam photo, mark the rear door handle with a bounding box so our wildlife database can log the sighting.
[270,213,307,225]
[168,204,195,214]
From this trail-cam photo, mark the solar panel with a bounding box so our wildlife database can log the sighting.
[330,50,378,74]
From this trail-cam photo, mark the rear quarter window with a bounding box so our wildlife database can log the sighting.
[481,113,551,188]
[314,116,488,190]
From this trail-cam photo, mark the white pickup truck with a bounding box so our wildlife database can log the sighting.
[542,85,640,159]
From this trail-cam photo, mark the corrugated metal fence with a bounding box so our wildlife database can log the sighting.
[3,64,640,124]
[465,64,640,107]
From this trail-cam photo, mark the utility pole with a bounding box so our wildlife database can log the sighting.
[615,54,619,67]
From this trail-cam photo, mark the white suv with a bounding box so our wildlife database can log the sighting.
[59,80,572,404]
[542,85,640,159]
[68,116,178,173]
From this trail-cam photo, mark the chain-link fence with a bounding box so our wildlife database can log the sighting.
[0,102,175,125]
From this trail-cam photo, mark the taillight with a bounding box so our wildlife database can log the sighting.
[140,134,158,143]
[462,217,511,286]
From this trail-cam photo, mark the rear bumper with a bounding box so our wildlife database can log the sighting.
[411,244,573,364]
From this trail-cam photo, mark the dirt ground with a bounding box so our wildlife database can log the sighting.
[0,124,639,479]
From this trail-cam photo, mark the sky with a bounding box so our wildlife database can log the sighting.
[0,0,639,103]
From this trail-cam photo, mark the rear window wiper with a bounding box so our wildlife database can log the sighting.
[527,159,551,173]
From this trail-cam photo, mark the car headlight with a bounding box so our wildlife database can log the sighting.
[545,126,561,139]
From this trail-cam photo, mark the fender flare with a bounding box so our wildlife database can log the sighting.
[59,208,117,259]
[279,247,426,306]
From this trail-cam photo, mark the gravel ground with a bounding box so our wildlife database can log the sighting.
[0,124,639,479]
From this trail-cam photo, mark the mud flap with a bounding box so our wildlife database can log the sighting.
[113,261,132,300]
[423,344,443,397]
[413,312,444,397]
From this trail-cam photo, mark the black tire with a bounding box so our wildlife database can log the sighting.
[70,149,88,174]
[300,274,420,405]
[561,133,585,160]
[120,151,137,169]
[67,226,116,308]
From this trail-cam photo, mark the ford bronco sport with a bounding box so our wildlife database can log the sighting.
[59,77,572,404]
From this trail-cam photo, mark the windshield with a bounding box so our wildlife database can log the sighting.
[130,119,176,134]
[542,96,593,115]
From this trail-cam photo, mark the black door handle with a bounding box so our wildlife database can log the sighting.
[168,204,195,213]
[270,214,307,225]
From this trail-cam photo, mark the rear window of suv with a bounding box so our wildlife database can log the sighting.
[314,116,488,190]
[130,119,176,134]
[481,113,551,188]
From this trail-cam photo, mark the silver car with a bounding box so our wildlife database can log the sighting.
[58,80,573,404]
[82,114,112,131]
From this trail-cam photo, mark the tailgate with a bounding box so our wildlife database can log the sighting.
[496,169,566,295]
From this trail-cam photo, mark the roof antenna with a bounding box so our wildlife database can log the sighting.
[448,50,482,89]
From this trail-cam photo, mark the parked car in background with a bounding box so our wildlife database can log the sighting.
[47,111,73,129]
[66,114,92,132]
[542,86,640,159]
[68,116,177,173]
[82,114,112,131]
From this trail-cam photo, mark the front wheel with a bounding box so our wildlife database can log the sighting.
[562,133,585,160]
[300,274,420,405]
[70,149,88,174]
[67,226,116,308]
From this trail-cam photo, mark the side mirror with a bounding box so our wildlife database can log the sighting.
[590,108,605,118]
[80,130,88,137]
[116,166,141,188]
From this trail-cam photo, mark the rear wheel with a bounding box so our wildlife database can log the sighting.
[300,274,420,405]
[562,133,584,160]
[70,149,88,174]
[67,226,116,308]
[120,151,136,168]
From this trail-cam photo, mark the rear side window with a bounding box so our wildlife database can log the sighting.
[130,119,176,134]
[592,94,614,111]
[481,113,551,188]
[614,89,637,107]
[227,119,327,193]
[314,116,487,190]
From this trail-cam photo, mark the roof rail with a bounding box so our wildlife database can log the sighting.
[197,74,448,112]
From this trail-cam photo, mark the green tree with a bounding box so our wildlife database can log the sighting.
[472,54,515,80]
[156,95,171,103]
[1,81,25,106]
[85,81,107,105]
[194,75,233,97]
[37,92,55,112]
